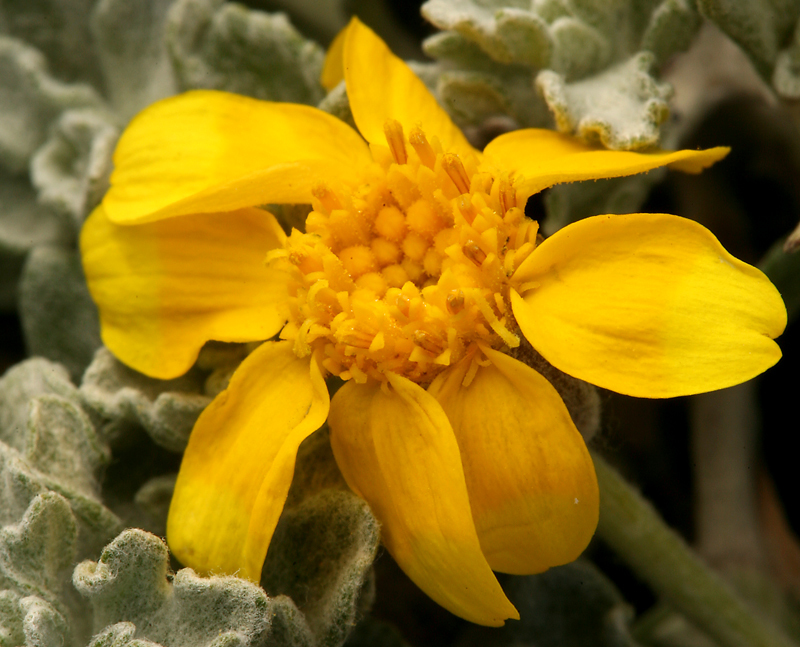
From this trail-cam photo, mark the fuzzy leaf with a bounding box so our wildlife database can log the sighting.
[80,347,210,452]
[74,529,315,647]
[0,493,76,601]
[263,489,380,646]
[0,0,101,86]
[640,0,701,66]
[697,0,800,77]
[422,0,553,68]
[167,0,325,105]
[537,51,672,150]
[90,0,177,119]
[1,358,122,557]
[0,169,70,310]
[18,247,102,382]
[0,36,101,172]
[30,109,119,229]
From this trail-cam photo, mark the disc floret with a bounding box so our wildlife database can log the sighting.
[271,120,540,385]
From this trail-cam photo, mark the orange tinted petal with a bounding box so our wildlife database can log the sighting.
[328,374,518,626]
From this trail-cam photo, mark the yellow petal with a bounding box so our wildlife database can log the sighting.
[80,205,289,379]
[511,213,786,398]
[167,341,329,581]
[320,27,346,91]
[342,18,476,159]
[103,89,372,224]
[328,373,518,626]
[428,349,598,575]
[482,128,729,205]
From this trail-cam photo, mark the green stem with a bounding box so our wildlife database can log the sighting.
[592,452,798,647]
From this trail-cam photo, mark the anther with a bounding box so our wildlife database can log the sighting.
[409,127,437,169]
[384,119,408,164]
[442,154,470,194]
[457,194,477,224]
[498,175,516,214]
[312,183,341,213]
[446,290,465,314]
[463,241,487,266]
[413,330,443,354]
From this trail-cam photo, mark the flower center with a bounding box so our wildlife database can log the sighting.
[270,120,539,385]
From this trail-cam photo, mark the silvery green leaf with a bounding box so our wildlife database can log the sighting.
[537,51,671,150]
[167,0,325,105]
[317,83,356,131]
[543,173,664,235]
[422,29,502,72]
[437,69,547,131]
[74,529,314,647]
[25,395,110,499]
[0,590,27,647]
[249,0,347,46]
[640,0,701,66]
[0,493,76,610]
[0,358,79,452]
[30,109,119,229]
[548,15,611,80]
[0,591,70,647]
[132,475,175,538]
[89,0,177,120]
[422,0,553,68]
[87,622,162,647]
[17,594,70,647]
[0,0,101,86]
[423,31,549,130]
[18,247,102,383]
[80,347,210,452]
[697,0,800,79]
[0,37,101,173]
[0,169,70,310]
[263,489,379,646]
[0,358,122,558]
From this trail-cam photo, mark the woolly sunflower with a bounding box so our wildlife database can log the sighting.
[81,18,785,626]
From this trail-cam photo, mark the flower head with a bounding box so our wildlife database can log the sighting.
[80,18,786,626]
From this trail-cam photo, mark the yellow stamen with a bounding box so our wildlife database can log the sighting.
[442,154,470,194]
[312,183,341,213]
[274,125,537,384]
[413,330,443,354]
[409,126,436,169]
[499,175,516,214]
[457,194,477,224]
[446,290,465,314]
[463,241,487,266]
[384,119,408,165]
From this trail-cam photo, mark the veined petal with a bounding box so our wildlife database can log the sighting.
[511,213,786,398]
[482,129,729,205]
[103,90,372,224]
[167,341,329,582]
[343,18,476,159]
[428,349,598,575]
[328,374,518,627]
[320,27,346,90]
[80,205,289,379]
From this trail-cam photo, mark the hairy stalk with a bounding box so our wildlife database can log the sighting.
[592,452,798,647]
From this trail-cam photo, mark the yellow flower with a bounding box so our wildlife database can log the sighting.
[80,18,786,626]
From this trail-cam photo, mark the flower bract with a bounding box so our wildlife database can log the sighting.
[80,17,786,626]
